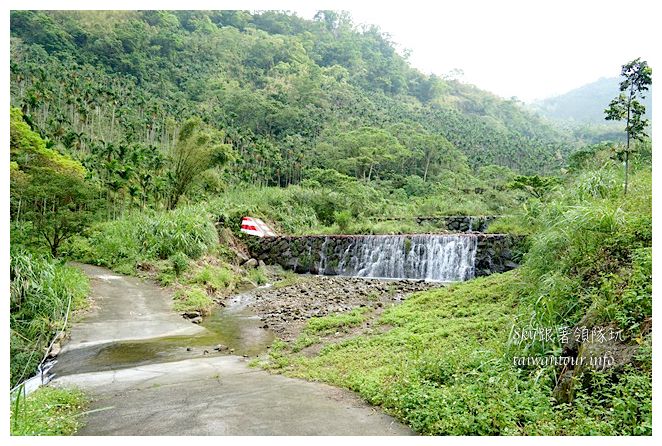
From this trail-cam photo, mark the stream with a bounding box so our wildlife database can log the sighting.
[52,285,275,377]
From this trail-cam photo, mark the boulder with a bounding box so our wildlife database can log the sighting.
[243,258,259,268]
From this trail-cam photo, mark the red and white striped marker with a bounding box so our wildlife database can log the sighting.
[241,217,276,237]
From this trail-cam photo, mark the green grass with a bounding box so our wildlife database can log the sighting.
[187,264,236,293]
[74,205,217,270]
[262,267,651,435]
[246,267,268,285]
[304,307,370,335]
[265,273,556,435]
[172,286,214,315]
[10,386,88,436]
[292,333,322,353]
[10,251,90,387]
[271,269,306,289]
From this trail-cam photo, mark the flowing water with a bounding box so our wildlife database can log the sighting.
[325,234,478,282]
[53,287,275,376]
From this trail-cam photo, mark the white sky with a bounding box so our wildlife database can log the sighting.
[288,0,658,102]
[8,0,659,102]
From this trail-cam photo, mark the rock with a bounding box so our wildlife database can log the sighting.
[186,347,192,352]
[236,250,250,263]
[182,311,201,319]
[48,342,61,358]
[258,260,267,268]
[214,344,229,352]
[203,350,209,355]
[243,258,259,268]
[190,316,202,324]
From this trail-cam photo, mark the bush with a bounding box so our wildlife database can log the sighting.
[172,286,214,314]
[10,250,89,387]
[247,267,268,285]
[188,265,235,292]
[169,252,189,277]
[85,206,217,269]
[333,210,352,232]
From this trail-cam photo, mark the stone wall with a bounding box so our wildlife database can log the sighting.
[246,233,522,279]
[416,215,498,232]
[377,215,499,232]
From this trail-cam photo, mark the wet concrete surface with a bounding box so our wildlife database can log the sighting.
[54,355,411,436]
[51,264,412,435]
[53,285,275,377]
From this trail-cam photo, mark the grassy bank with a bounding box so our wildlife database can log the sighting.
[256,163,652,435]
[10,386,88,436]
[10,251,90,388]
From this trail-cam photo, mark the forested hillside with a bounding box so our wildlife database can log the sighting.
[532,77,653,124]
[10,9,571,207]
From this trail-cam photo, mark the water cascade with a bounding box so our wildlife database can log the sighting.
[319,234,478,282]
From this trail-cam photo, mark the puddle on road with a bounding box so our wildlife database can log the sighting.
[85,287,275,371]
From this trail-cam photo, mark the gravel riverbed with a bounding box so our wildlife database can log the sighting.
[245,275,443,341]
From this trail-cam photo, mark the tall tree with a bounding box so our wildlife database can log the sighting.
[167,117,234,209]
[604,58,652,195]
[10,108,98,257]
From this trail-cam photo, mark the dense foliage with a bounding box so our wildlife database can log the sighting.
[10,251,89,387]
[10,10,573,221]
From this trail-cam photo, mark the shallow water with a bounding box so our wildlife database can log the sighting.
[55,287,275,375]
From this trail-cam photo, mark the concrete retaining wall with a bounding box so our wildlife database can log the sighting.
[246,233,521,279]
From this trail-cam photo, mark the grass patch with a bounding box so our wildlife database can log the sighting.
[172,286,214,315]
[247,267,268,285]
[187,265,236,293]
[272,269,307,289]
[10,251,90,387]
[10,386,88,436]
[75,205,217,270]
[292,333,321,352]
[262,269,651,435]
[268,273,546,435]
[304,307,370,335]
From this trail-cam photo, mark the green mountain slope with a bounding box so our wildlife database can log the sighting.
[11,9,572,187]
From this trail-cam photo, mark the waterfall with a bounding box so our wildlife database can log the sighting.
[319,234,478,282]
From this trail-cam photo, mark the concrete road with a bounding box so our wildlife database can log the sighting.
[51,264,412,436]
[60,264,205,352]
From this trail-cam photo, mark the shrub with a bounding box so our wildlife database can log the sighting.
[333,210,352,232]
[85,206,217,269]
[172,286,214,314]
[189,265,235,292]
[247,267,268,285]
[10,250,89,387]
[169,252,189,277]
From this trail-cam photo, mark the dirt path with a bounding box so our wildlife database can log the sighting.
[51,265,412,436]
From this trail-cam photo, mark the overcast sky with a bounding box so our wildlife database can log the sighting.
[287,0,656,102]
